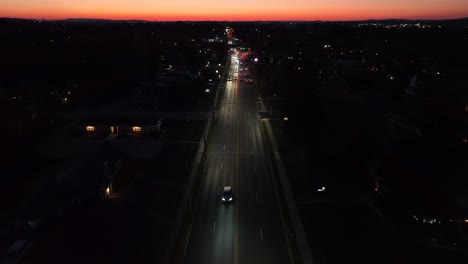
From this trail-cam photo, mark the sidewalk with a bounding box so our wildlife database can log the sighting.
[259,98,315,264]
[162,57,229,264]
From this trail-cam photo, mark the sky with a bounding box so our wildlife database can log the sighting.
[1,0,468,21]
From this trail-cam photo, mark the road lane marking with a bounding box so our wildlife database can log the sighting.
[213,221,216,234]
[235,119,239,264]
[223,144,226,151]
[221,162,223,170]
[183,223,192,259]
[259,227,263,242]
[249,121,251,127]
[256,191,259,201]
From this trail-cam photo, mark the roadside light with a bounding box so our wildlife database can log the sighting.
[283,117,289,121]
[254,58,258,62]
[132,126,141,132]
[205,89,210,93]
[86,126,95,132]
[218,63,221,67]
[317,186,326,192]
[216,70,219,73]
[464,219,468,223]
[105,187,111,197]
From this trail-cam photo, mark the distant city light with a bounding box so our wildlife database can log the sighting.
[205,89,210,93]
[132,126,142,132]
[317,186,326,192]
[283,117,289,121]
[216,70,219,73]
[218,63,221,67]
[86,126,95,132]
[254,58,258,62]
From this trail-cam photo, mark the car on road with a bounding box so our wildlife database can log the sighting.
[222,186,233,203]
[227,77,232,81]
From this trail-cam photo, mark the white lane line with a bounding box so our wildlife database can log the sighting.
[248,121,251,127]
[259,227,263,242]
[218,185,220,195]
[213,221,216,234]
[223,144,226,151]
[221,162,223,170]
[256,191,259,201]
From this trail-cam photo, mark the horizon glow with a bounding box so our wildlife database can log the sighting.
[1,0,468,21]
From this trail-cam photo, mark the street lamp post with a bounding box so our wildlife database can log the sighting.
[211,99,214,120]
[206,88,215,120]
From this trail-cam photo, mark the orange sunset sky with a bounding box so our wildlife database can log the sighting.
[1,0,468,21]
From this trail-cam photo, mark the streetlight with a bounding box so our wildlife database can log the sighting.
[206,88,215,120]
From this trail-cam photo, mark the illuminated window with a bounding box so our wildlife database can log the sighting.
[132,126,142,132]
[86,126,95,132]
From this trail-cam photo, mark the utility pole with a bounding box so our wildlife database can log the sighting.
[212,95,215,120]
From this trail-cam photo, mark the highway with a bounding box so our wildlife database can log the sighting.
[183,57,292,264]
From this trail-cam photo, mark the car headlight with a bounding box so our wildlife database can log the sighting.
[229,197,233,201]
[222,197,226,201]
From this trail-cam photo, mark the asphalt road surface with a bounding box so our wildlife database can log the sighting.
[183,59,291,264]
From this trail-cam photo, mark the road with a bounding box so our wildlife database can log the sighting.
[183,58,291,264]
